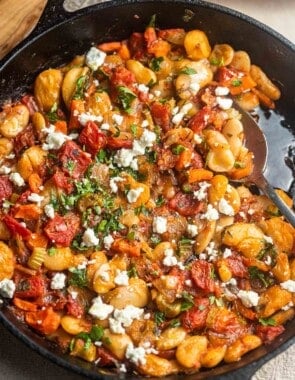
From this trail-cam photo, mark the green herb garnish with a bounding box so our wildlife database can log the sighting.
[169,319,181,328]
[150,57,164,72]
[232,79,242,87]
[117,86,137,113]
[46,102,59,123]
[172,144,185,155]
[154,311,166,325]
[155,195,165,207]
[180,291,194,311]
[73,75,88,100]
[258,317,276,326]
[248,266,274,287]
[68,268,88,287]
[180,67,197,75]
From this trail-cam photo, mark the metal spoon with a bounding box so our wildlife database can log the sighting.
[235,103,295,227]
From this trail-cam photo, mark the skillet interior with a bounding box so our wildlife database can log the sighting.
[0,1,294,379]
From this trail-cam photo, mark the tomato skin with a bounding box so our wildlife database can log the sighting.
[182,298,210,331]
[255,325,285,343]
[21,95,39,115]
[191,151,204,169]
[169,192,204,217]
[14,124,36,156]
[52,170,74,194]
[58,140,92,179]
[187,106,212,133]
[96,347,117,367]
[107,136,133,150]
[128,32,146,60]
[2,214,31,239]
[215,67,240,83]
[66,298,84,318]
[44,212,80,247]
[150,102,171,132]
[78,121,107,156]
[0,176,13,201]
[225,255,248,278]
[15,275,46,299]
[191,260,215,293]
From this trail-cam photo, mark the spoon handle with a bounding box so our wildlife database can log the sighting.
[256,175,295,227]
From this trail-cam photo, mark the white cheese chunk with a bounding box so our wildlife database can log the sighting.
[109,176,123,193]
[9,172,25,187]
[114,270,129,286]
[0,165,11,175]
[218,198,234,216]
[163,248,178,267]
[187,224,198,237]
[215,86,230,96]
[82,228,99,247]
[280,280,295,292]
[193,181,211,201]
[216,96,233,110]
[103,234,114,250]
[153,216,167,234]
[28,193,44,206]
[112,113,124,126]
[44,204,55,219]
[125,343,146,365]
[78,112,103,126]
[237,290,260,307]
[50,273,66,290]
[0,279,15,298]
[88,296,114,319]
[127,187,144,203]
[201,204,219,221]
[85,47,106,71]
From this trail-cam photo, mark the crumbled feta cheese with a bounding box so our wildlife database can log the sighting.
[97,263,111,282]
[44,204,55,219]
[141,119,149,128]
[153,216,167,234]
[237,290,260,307]
[140,129,156,147]
[0,279,15,298]
[172,106,179,115]
[114,270,129,286]
[215,86,230,96]
[127,187,144,203]
[109,317,126,334]
[223,248,232,258]
[85,47,106,71]
[163,248,178,267]
[216,97,233,110]
[112,113,124,126]
[110,305,144,334]
[42,126,69,150]
[125,343,146,365]
[114,148,135,167]
[100,122,110,130]
[187,224,198,237]
[119,364,127,373]
[109,176,123,193]
[130,158,138,171]
[264,255,272,266]
[137,84,149,93]
[103,234,114,250]
[280,280,295,292]
[6,153,15,160]
[76,261,88,270]
[28,193,44,206]
[154,90,161,97]
[263,235,273,244]
[9,172,25,187]
[144,313,151,319]
[82,228,99,247]
[0,165,11,174]
[189,82,200,94]
[193,134,203,144]
[78,112,103,126]
[201,204,219,221]
[206,242,219,262]
[281,301,294,311]
[185,279,192,287]
[218,198,234,216]
[94,341,103,347]
[193,181,211,201]
[68,290,78,300]
[172,112,184,125]
[50,273,66,290]
[88,296,114,319]
[248,208,255,215]
[199,253,207,260]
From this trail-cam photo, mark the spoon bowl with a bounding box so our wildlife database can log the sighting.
[236,102,295,227]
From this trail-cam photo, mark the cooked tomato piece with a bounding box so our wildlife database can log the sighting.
[14,124,35,156]
[255,325,285,343]
[190,151,204,169]
[215,66,240,83]
[52,170,74,194]
[110,66,136,100]
[2,214,31,239]
[128,32,146,60]
[150,102,171,132]
[58,140,92,179]
[225,255,248,278]
[0,176,13,201]
[107,136,133,150]
[15,275,46,299]
[169,192,204,217]
[78,121,107,156]
[21,95,39,115]
[96,347,117,366]
[25,306,61,335]
[187,106,213,133]
[44,212,80,247]
[66,297,84,318]
[182,298,210,331]
[207,306,245,335]
[191,260,215,293]
[156,147,177,171]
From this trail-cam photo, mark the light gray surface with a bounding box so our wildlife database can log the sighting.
[0,1,294,379]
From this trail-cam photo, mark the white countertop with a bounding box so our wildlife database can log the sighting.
[0,1,294,380]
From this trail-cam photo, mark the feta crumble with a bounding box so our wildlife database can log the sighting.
[9,172,25,187]
[28,193,44,206]
[0,279,15,298]
[109,176,123,193]
[187,224,198,237]
[237,290,260,307]
[163,248,178,267]
[125,343,146,365]
[85,47,106,71]
[193,181,211,201]
[88,296,114,319]
[50,273,66,290]
[0,165,11,175]
[114,270,129,286]
[127,187,144,203]
[153,216,167,234]
[215,86,230,96]
[201,204,219,221]
[82,228,99,247]
[218,198,234,216]
[103,234,114,250]
[216,97,233,110]
[44,204,55,219]
[78,112,103,126]
[280,280,295,292]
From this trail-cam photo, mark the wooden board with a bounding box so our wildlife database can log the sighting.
[0,0,47,60]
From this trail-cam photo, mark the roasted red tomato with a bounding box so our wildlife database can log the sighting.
[44,212,80,247]
[150,102,171,132]
[110,66,136,100]
[225,254,248,278]
[128,32,146,60]
[15,275,46,299]
[191,260,215,293]
[96,347,117,367]
[182,298,210,331]
[0,176,13,201]
[58,140,92,179]
[14,124,35,156]
[52,170,74,194]
[107,136,133,149]
[66,297,84,318]
[169,192,204,217]
[78,121,107,156]
[187,106,213,133]
[255,325,285,343]
[2,214,31,239]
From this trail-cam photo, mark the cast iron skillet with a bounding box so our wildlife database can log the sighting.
[0,1,294,379]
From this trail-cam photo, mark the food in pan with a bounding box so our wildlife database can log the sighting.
[0,19,294,377]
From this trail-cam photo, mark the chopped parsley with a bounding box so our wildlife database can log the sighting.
[150,57,164,72]
[70,326,104,351]
[73,75,88,100]
[154,311,166,325]
[172,144,185,155]
[117,86,137,113]
[232,79,242,87]
[68,267,88,287]
[180,67,197,75]
[130,123,137,136]
[47,247,57,256]
[258,317,276,326]
[127,265,138,278]
[155,195,165,207]
[180,291,194,311]
[248,266,274,287]
[169,319,181,328]
[210,57,224,67]
[46,102,59,123]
